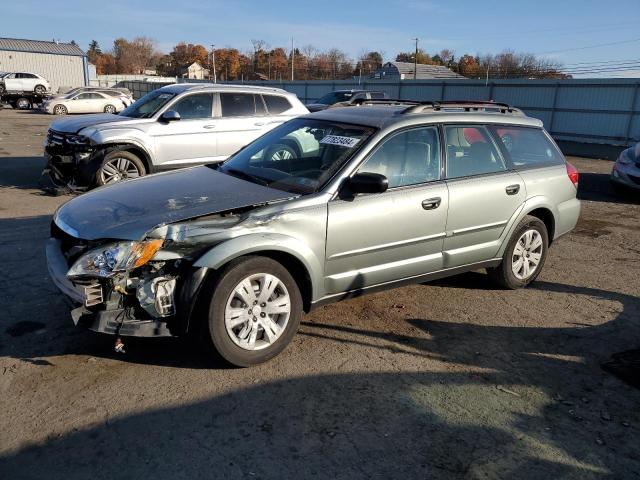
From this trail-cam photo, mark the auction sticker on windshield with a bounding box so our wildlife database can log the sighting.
[320,135,360,148]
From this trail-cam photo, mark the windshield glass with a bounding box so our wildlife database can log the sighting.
[314,91,354,105]
[119,89,176,118]
[216,118,375,195]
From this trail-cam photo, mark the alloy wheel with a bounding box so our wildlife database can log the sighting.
[270,148,294,161]
[99,157,141,184]
[105,105,116,114]
[224,273,291,351]
[511,229,543,280]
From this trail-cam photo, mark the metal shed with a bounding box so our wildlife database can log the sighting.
[0,37,88,92]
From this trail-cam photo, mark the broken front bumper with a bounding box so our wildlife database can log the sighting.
[45,238,208,338]
[40,146,106,193]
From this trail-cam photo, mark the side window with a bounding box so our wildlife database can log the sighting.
[220,93,256,117]
[445,125,506,179]
[171,93,213,119]
[76,93,91,100]
[255,95,267,115]
[263,95,292,114]
[370,92,386,100]
[357,127,441,188]
[490,126,564,167]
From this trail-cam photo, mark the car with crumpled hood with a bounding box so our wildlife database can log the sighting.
[46,100,581,367]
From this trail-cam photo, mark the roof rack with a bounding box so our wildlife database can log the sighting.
[402,100,521,115]
[328,98,420,109]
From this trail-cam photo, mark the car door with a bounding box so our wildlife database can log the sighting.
[148,92,217,167]
[3,73,19,91]
[442,124,526,268]
[214,92,273,160]
[325,126,448,294]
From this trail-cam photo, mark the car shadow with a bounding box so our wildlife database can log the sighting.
[0,156,51,191]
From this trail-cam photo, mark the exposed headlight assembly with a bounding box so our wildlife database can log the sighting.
[618,150,633,165]
[67,134,90,145]
[67,239,163,279]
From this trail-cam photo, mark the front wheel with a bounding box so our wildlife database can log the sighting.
[96,150,146,186]
[487,215,549,289]
[34,84,46,95]
[16,97,31,110]
[53,104,68,115]
[206,256,303,367]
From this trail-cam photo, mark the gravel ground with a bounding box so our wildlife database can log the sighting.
[0,108,639,479]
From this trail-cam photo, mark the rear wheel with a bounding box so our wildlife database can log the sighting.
[205,256,302,367]
[15,97,31,110]
[0,84,5,94]
[104,104,116,114]
[53,104,67,115]
[34,84,46,95]
[96,150,146,186]
[487,215,548,289]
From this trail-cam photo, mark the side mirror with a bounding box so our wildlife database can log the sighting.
[348,172,388,194]
[160,110,180,122]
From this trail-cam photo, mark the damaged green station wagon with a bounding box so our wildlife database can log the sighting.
[46,101,581,366]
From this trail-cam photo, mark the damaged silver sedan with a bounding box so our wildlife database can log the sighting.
[46,103,581,366]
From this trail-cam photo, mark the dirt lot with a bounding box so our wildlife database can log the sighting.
[0,108,639,479]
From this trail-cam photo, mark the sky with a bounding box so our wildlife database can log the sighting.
[3,0,640,77]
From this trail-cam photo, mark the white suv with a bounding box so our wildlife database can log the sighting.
[42,84,309,190]
[0,72,50,94]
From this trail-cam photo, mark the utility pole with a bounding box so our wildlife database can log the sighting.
[291,37,294,81]
[210,44,217,83]
[415,38,419,79]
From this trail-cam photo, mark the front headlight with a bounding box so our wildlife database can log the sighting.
[67,134,90,145]
[67,239,163,279]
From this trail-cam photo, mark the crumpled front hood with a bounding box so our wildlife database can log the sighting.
[54,167,295,241]
[48,113,141,134]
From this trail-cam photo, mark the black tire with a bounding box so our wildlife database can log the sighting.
[96,150,146,186]
[104,104,116,114]
[487,215,549,289]
[34,84,46,95]
[205,256,303,367]
[16,97,31,110]
[0,84,5,94]
[53,104,68,115]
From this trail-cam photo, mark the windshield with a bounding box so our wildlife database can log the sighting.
[216,118,375,195]
[314,91,355,105]
[119,89,176,118]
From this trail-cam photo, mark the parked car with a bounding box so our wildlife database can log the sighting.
[41,90,130,116]
[49,86,133,101]
[0,72,50,94]
[611,142,640,193]
[46,100,581,366]
[41,83,308,190]
[306,89,389,112]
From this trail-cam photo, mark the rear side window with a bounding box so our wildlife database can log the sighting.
[490,126,564,167]
[370,92,386,100]
[263,95,293,114]
[445,125,506,179]
[220,93,256,117]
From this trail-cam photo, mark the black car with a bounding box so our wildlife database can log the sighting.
[306,89,389,112]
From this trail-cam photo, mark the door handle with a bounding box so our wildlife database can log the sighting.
[203,124,217,129]
[505,184,520,195]
[421,197,441,210]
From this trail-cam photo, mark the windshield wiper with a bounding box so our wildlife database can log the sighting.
[223,168,269,186]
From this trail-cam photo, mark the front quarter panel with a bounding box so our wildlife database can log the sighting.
[192,201,328,301]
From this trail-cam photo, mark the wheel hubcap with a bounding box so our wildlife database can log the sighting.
[225,273,291,351]
[271,149,293,161]
[100,158,140,184]
[512,229,543,280]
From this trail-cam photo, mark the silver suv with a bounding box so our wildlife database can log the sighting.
[46,100,581,366]
[41,83,308,190]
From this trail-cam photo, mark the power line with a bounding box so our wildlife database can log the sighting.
[536,37,640,55]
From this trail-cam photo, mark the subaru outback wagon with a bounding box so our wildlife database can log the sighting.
[46,100,581,366]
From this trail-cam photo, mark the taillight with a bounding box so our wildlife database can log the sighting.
[566,161,579,187]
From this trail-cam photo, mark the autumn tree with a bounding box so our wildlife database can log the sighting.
[112,37,159,74]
